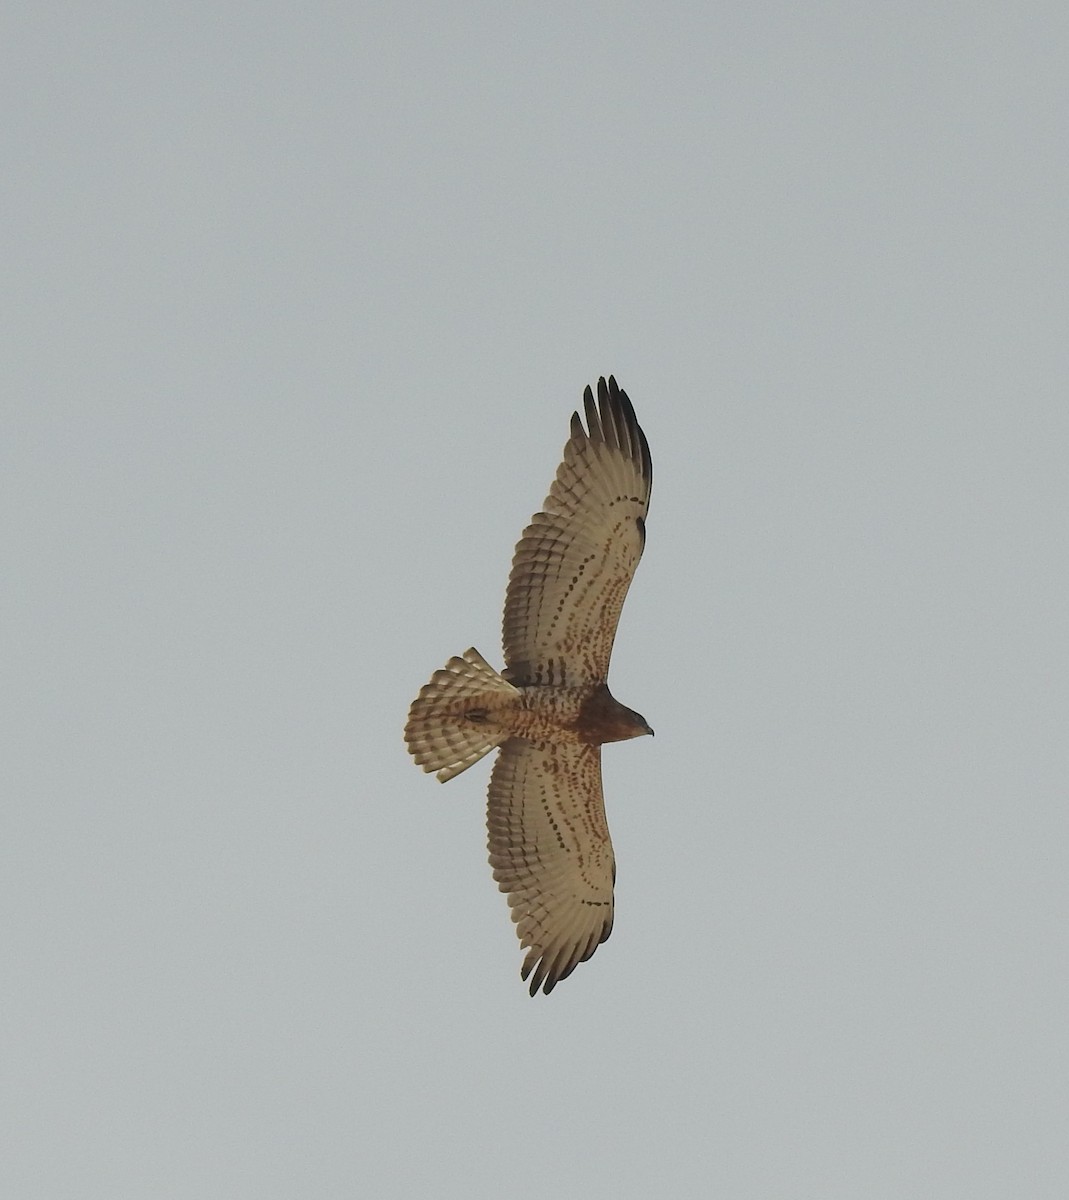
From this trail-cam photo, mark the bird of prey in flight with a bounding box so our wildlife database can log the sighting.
[405,377,653,995]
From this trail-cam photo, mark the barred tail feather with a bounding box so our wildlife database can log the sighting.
[404,648,520,782]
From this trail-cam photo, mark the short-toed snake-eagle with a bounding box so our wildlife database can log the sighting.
[405,377,653,995]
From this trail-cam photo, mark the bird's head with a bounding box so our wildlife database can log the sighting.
[623,706,654,740]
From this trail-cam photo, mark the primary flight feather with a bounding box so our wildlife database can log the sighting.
[404,376,653,995]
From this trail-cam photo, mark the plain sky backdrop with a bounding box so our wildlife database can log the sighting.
[5,3,1068,1197]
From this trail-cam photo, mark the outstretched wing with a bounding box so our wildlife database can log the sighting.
[487,739,614,996]
[502,376,652,687]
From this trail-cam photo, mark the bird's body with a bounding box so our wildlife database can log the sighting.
[418,675,648,747]
[404,377,652,995]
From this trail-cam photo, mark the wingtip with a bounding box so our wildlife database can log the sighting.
[586,375,652,487]
[583,384,603,444]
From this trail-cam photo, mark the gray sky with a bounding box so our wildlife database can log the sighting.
[5,3,1068,1197]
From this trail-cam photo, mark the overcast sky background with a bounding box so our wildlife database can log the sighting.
[5,3,1068,1197]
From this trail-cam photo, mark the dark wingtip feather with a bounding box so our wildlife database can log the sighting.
[522,958,546,997]
[521,951,562,996]
[584,375,653,489]
[583,384,602,444]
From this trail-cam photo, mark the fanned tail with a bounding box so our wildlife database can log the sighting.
[404,648,520,782]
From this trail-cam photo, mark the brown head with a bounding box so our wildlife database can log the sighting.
[577,685,654,745]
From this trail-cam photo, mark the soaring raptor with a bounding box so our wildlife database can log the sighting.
[404,377,653,995]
